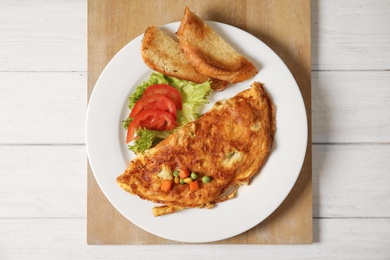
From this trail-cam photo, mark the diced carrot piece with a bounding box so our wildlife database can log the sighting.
[179,168,190,179]
[161,180,173,192]
[189,181,199,191]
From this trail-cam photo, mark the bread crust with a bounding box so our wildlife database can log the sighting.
[176,7,258,83]
[141,26,228,91]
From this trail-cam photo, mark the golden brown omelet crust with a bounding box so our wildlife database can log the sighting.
[117,82,275,215]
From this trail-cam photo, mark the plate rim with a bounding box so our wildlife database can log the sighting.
[86,20,308,243]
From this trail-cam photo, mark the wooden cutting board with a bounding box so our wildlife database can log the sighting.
[87,0,312,244]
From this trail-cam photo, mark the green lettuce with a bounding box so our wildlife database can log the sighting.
[121,117,133,130]
[128,128,173,154]
[125,72,212,154]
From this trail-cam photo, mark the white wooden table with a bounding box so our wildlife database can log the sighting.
[1,0,389,259]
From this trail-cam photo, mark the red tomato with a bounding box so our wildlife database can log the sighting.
[130,94,177,120]
[142,84,182,110]
[126,110,178,143]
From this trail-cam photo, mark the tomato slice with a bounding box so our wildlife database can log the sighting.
[126,110,178,143]
[130,94,177,120]
[142,84,182,110]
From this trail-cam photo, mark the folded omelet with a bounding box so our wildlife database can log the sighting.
[117,82,275,216]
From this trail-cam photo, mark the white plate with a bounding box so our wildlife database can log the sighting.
[86,21,308,243]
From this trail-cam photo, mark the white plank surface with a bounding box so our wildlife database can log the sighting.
[1,70,388,145]
[313,144,390,218]
[1,218,389,259]
[0,145,86,218]
[311,0,390,70]
[0,0,86,72]
[0,72,86,144]
[312,71,390,143]
[1,145,388,220]
[1,0,390,258]
[0,0,389,71]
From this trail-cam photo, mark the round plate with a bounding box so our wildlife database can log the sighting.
[86,21,308,243]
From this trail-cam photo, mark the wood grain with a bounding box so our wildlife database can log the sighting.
[0,0,86,72]
[312,71,390,143]
[87,0,311,244]
[2,218,390,258]
[2,0,389,72]
[313,144,390,218]
[0,72,86,144]
[2,144,389,219]
[1,71,389,144]
[311,0,390,71]
[0,145,86,218]
[2,0,390,258]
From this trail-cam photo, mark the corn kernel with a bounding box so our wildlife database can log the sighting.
[183,177,193,184]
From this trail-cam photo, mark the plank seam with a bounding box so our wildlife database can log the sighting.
[312,142,390,145]
[0,143,86,146]
[1,217,388,220]
[0,69,388,73]
[2,143,390,146]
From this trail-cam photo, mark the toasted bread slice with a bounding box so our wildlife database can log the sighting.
[141,26,228,91]
[176,7,258,83]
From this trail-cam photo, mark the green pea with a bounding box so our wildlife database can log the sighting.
[173,170,179,177]
[190,172,198,180]
[180,179,185,184]
[202,176,211,183]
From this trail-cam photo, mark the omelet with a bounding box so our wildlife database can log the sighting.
[117,82,275,216]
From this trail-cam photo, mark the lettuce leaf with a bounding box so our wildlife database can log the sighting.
[125,72,212,154]
[121,117,133,130]
[176,80,212,125]
[128,128,173,154]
